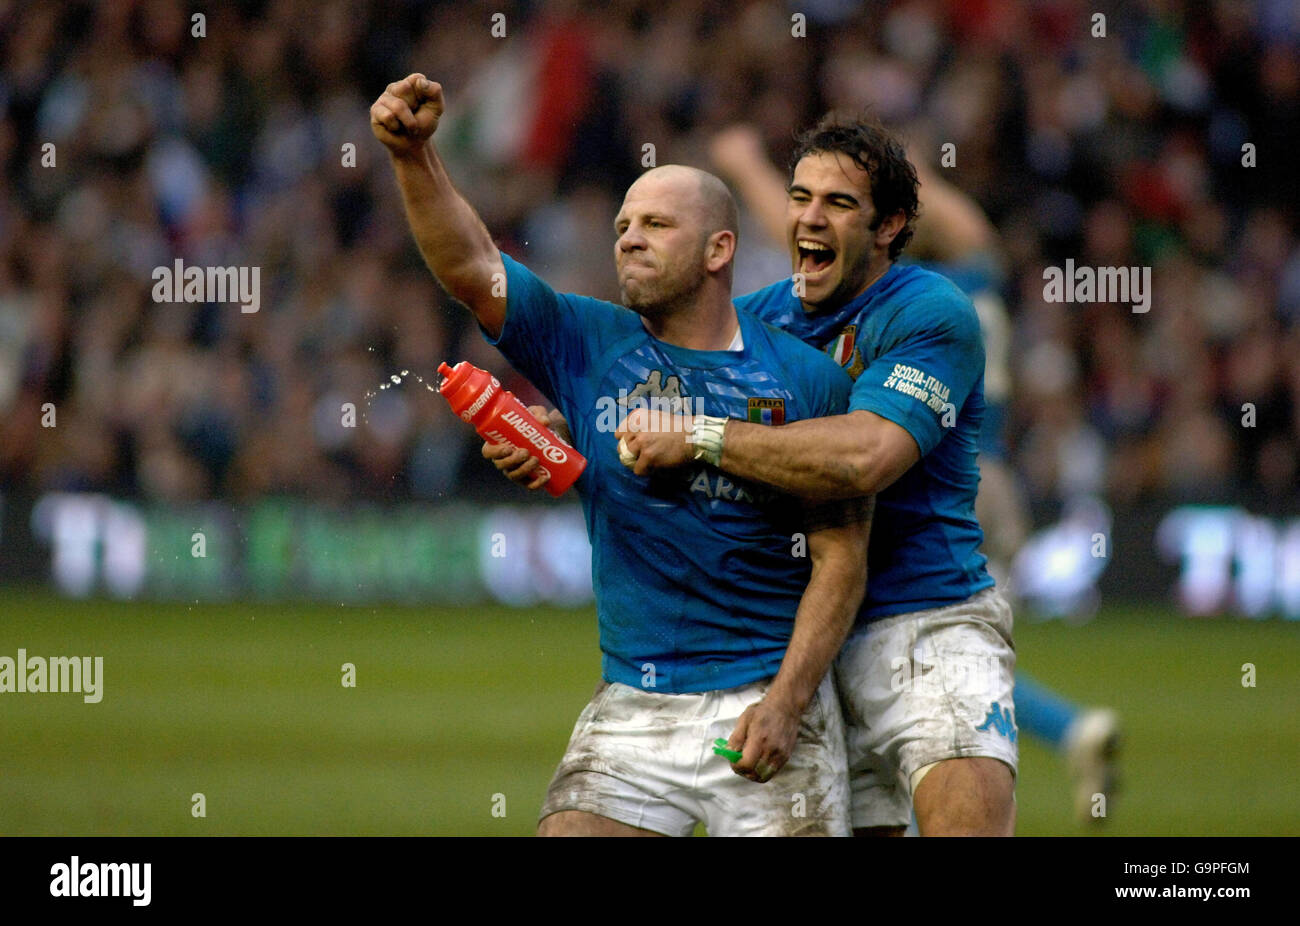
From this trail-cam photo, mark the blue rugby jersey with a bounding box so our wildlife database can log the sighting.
[908,257,1012,460]
[484,252,853,693]
[737,263,994,620]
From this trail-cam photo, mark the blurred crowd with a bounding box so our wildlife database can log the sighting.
[0,0,1296,509]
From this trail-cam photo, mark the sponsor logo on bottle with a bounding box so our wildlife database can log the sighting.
[461,377,499,422]
[499,409,568,464]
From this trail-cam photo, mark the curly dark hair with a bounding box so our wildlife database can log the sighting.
[789,116,920,260]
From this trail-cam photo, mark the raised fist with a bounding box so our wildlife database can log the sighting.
[708,124,768,181]
[370,73,445,157]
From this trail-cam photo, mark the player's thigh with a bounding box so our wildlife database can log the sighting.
[538,811,666,837]
[835,588,1018,828]
[839,714,914,831]
[539,677,849,837]
[836,615,946,831]
[704,674,850,837]
[913,756,1015,836]
[537,681,698,837]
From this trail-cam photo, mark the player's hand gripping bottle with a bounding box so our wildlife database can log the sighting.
[437,360,586,497]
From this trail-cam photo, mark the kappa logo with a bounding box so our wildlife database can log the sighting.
[621,371,690,414]
[975,701,1017,742]
[595,370,704,433]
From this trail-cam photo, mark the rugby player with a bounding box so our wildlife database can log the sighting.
[371,74,870,836]
[612,117,1020,836]
[708,124,1122,826]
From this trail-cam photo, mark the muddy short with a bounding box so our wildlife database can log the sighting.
[834,586,1019,830]
[538,674,849,836]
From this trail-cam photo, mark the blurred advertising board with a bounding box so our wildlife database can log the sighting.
[1,491,1298,619]
[2,492,592,607]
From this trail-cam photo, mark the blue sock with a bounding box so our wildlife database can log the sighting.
[1014,674,1080,750]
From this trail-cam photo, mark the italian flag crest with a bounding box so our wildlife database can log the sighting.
[830,325,857,367]
[747,397,786,426]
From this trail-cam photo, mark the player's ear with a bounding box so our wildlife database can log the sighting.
[874,210,906,252]
[705,229,736,273]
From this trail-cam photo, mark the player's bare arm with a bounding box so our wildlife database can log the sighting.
[370,74,507,336]
[717,411,919,500]
[708,125,789,248]
[906,144,1000,262]
[616,407,920,501]
[726,501,871,783]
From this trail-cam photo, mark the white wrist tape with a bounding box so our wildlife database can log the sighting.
[688,415,727,467]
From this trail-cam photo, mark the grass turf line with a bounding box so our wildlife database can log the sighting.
[1,589,1296,835]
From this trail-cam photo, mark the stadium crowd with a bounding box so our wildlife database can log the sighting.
[1,0,1296,509]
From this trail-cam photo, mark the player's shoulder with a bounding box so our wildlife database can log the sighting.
[500,250,638,325]
[734,277,794,321]
[742,310,852,402]
[743,309,839,372]
[884,263,982,341]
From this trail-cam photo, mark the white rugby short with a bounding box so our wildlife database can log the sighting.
[834,586,1019,830]
[539,674,849,836]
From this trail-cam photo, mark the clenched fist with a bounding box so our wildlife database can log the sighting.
[708,124,767,182]
[370,73,445,157]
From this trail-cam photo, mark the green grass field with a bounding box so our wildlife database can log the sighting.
[2,587,1296,835]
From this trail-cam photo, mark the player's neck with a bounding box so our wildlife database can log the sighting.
[855,258,893,299]
[640,294,740,351]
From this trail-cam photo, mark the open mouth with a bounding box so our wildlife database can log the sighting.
[796,239,836,275]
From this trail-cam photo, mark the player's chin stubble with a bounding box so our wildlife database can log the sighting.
[624,262,707,320]
[622,272,673,319]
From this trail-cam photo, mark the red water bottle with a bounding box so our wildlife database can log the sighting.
[437,360,587,497]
